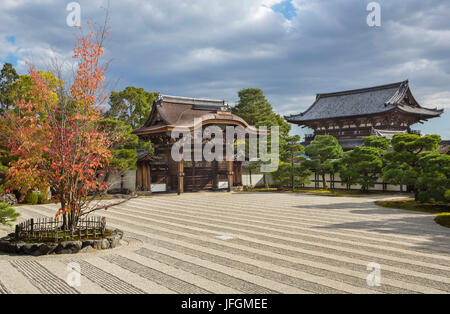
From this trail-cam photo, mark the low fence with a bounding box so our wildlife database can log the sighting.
[15,216,106,242]
[301,172,403,192]
[241,170,404,192]
[112,169,405,192]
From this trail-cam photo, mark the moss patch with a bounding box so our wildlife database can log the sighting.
[375,199,450,229]
[245,187,387,197]
[293,189,367,196]
[246,188,278,192]
[435,214,450,228]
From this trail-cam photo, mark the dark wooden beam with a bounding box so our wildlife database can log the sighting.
[178,159,184,195]
[227,159,233,192]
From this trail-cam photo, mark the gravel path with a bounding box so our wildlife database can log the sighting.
[1,192,450,294]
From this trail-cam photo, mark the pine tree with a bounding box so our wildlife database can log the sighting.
[305,135,343,189]
[0,202,20,226]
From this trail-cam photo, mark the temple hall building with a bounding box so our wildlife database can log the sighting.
[132,95,257,194]
[285,81,444,150]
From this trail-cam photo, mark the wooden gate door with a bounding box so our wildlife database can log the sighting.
[184,161,214,191]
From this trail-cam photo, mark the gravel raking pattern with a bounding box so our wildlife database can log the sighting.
[10,260,79,294]
[0,281,9,294]
[71,260,145,294]
[135,248,277,294]
[2,192,450,294]
[102,254,211,294]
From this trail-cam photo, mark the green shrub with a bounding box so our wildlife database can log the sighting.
[37,193,47,204]
[0,185,4,195]
[24,192,39,205]
[0,202,20,226]
[446,190,450,202]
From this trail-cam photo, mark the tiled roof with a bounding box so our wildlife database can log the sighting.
[285,81,443,123]
[133,94,256,135]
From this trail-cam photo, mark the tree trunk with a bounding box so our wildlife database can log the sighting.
[249,170,252,187]
[61,197,67,230]
[62,213,68,230]
[291,154,294,191]
[322,174,326,189]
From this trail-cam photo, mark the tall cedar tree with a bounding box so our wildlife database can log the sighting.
[0,63,19,113]
[233,88,291,187]
[1,27,117,229]
[232,88,290,137]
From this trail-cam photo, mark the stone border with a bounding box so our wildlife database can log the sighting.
[0,229,123,256]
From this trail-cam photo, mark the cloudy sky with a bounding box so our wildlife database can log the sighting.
[1,0,449,139]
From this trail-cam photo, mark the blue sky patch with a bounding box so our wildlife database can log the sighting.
[2,53,18,67]
[6,35,16,44]
[2,36,18,66]
[271,0,297,20]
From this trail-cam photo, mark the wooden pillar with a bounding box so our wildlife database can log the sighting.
[143,163,149,191]
[212,160,218,189]
[147,163,152,193]
[227,159,233,192]
[192,160,196,192]
[178,159,184,195]
[136,163,142,191]
[233,161,242,186]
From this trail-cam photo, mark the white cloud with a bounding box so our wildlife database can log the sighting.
[423,92,450,109]
[0,0,450,137]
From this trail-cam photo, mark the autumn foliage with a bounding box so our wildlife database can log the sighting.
[1,29,116,229]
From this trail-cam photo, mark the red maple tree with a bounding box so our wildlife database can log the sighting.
[1,26,118,229]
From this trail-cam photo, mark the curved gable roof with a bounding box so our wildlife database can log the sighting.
[133,94,257,136]
[285,81,443,123]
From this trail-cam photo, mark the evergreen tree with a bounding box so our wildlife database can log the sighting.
[416,152,450,202]
[281,135,310,190]
[0,202,20,226]
[106,87,158,129]
[304,135,343,189]
[364,136,391,152]
[232,88,291,137]
[0,63,19,113]
[98,119,145,191]
[243,161,261,188]
[382,133,441,200]
[339,146,383,192]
